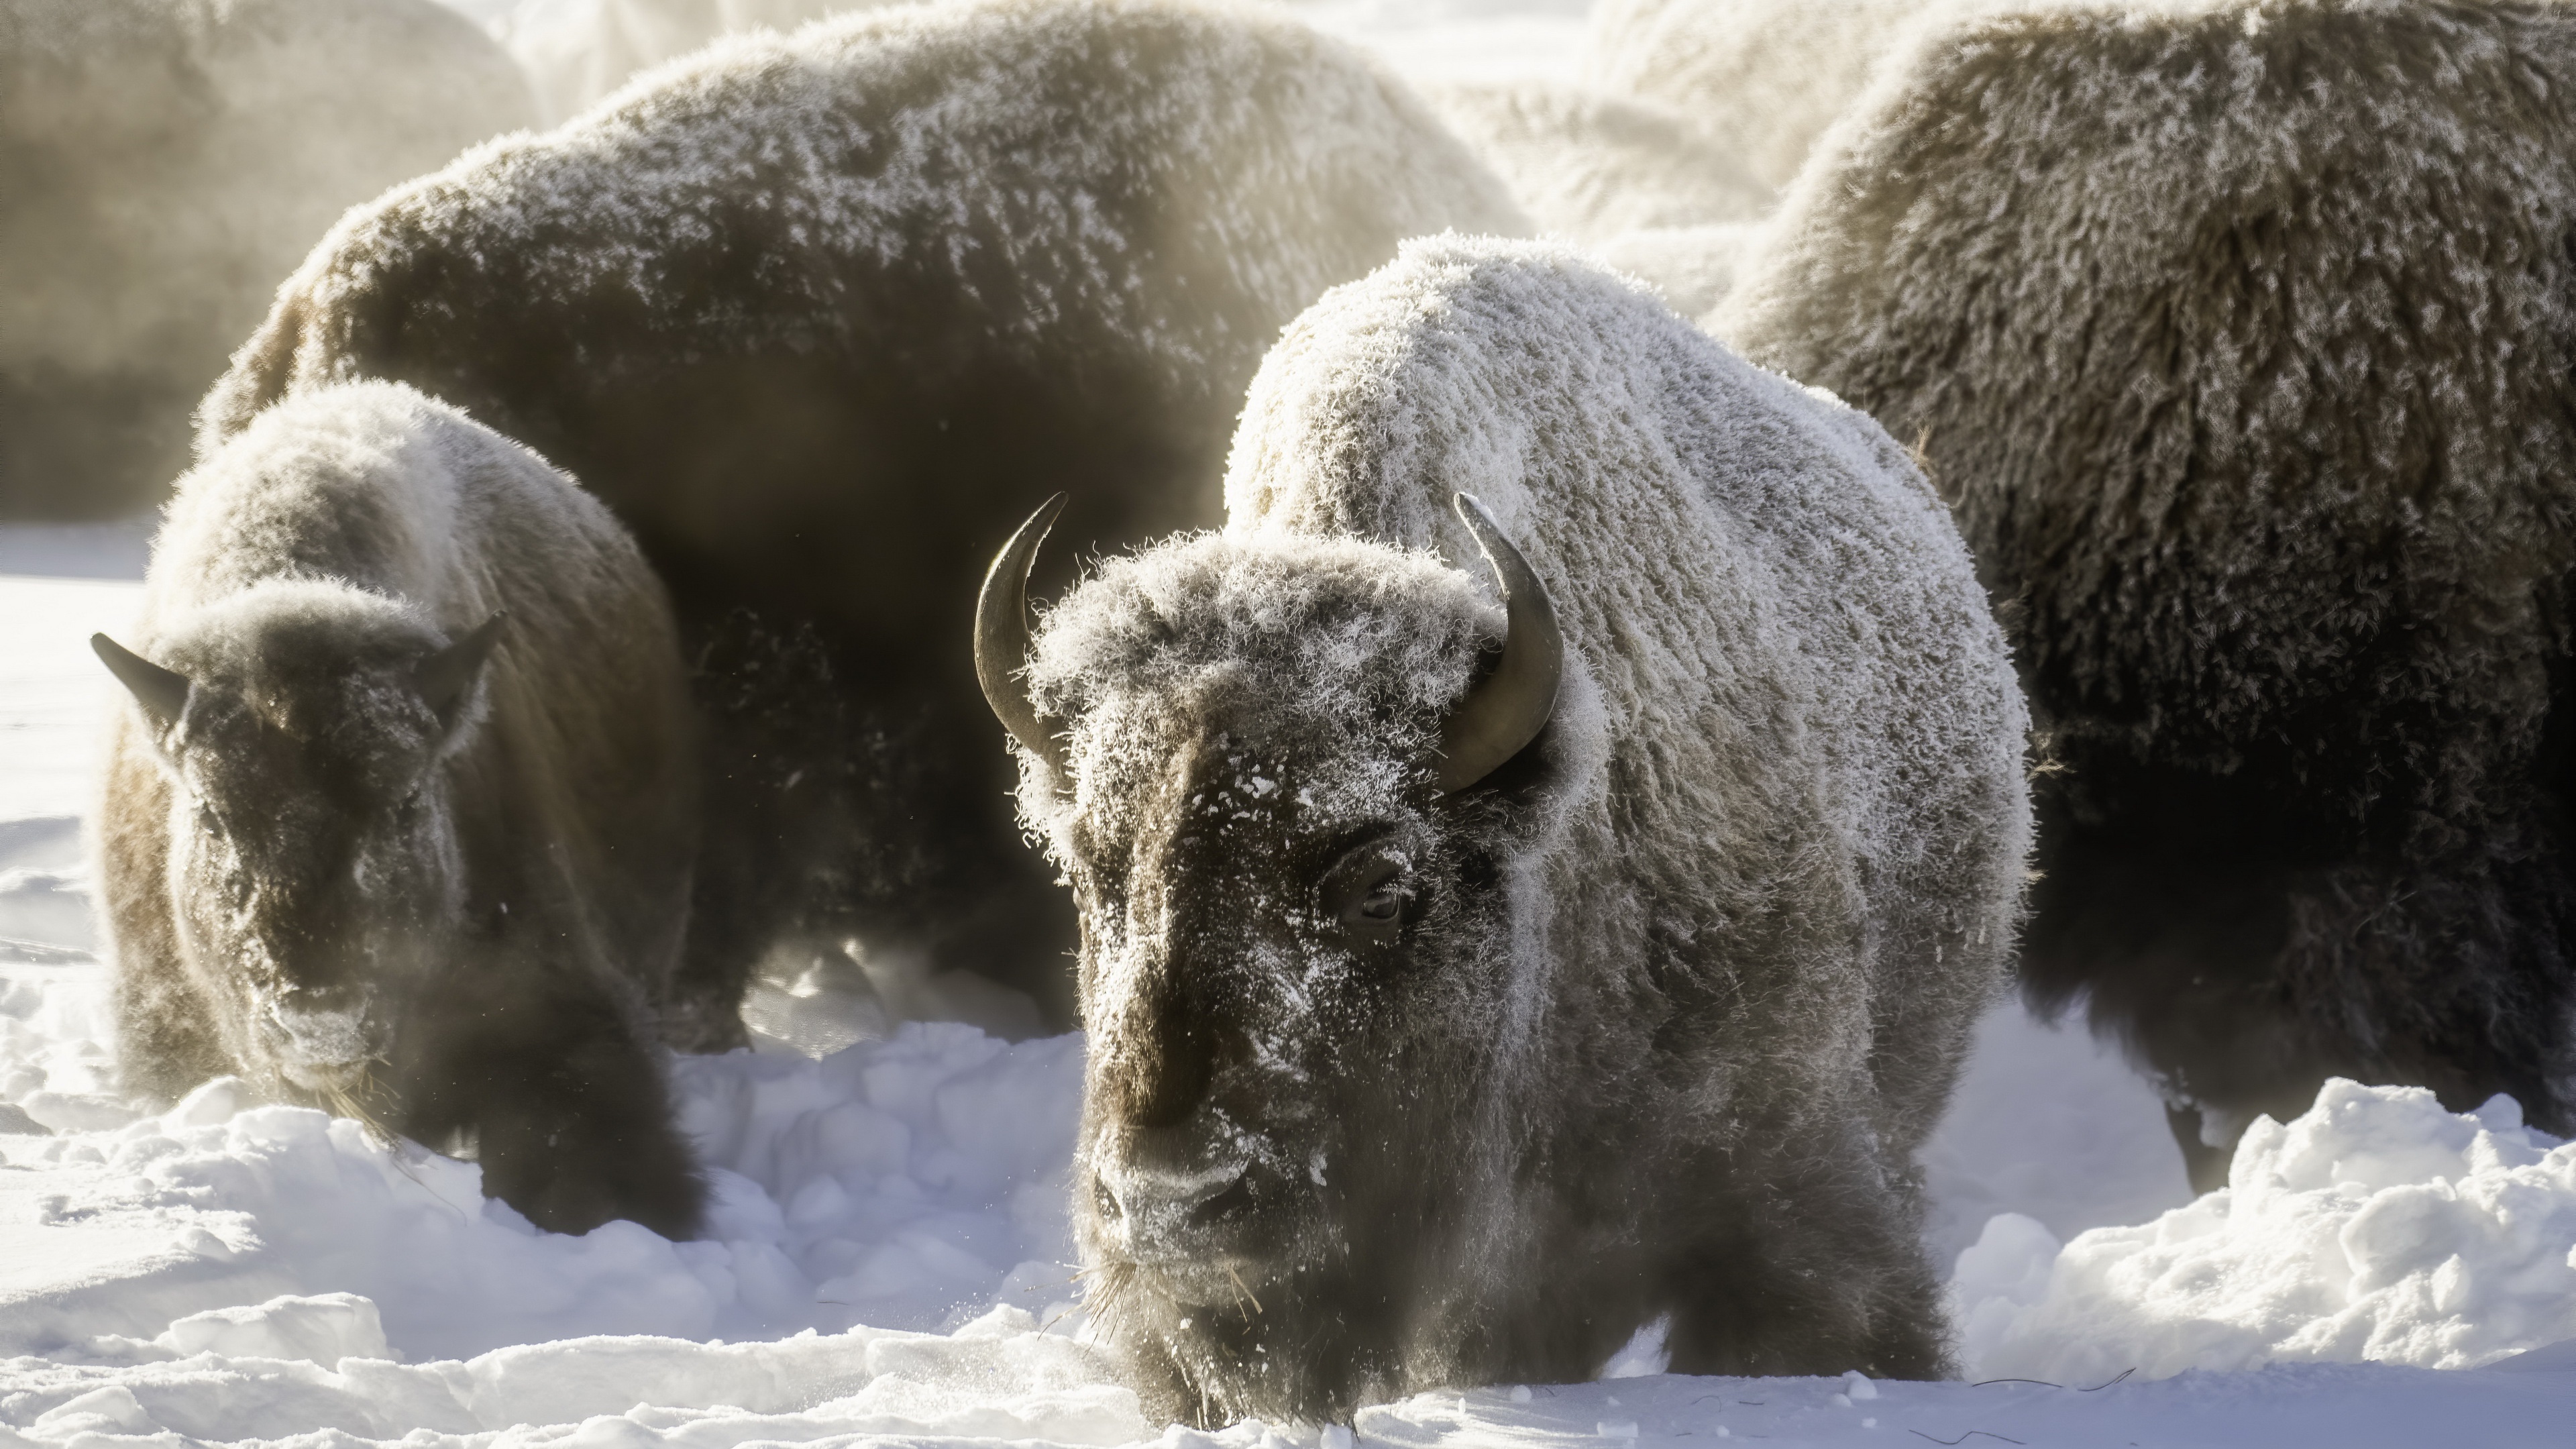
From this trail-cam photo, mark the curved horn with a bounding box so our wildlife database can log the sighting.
[93,634,191,729]
[1437,494,1563,793]
[975,493,1071,777]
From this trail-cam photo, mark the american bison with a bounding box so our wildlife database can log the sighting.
[979,237,2029,1420]
[96,381,703,1237]
[0,0,531,519]
[1721,0,2576,1187]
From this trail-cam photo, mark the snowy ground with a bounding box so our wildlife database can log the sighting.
[9,521,2576,1444]
[11,0,2576,1440]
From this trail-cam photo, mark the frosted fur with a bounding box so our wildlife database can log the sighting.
[0,0,532,520]
[199,0,1530,1040]
[1424,81,1770,241]
[1585,0,1978,195]
[205,0,1529,451]
[1018,237,2029,1421]
[97,382,704,1238]
[1721,0,2576,1185]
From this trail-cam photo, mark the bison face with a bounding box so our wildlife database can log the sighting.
[98,584,503,1102]
[979,495,1565,1413]
[1063,722,1513,1313]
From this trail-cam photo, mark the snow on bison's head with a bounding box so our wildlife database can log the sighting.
[976,493,1564,1417]
[95,584,504,1104]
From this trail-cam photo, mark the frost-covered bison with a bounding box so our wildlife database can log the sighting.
[95,382,704,1238]
[0,0,533,520]
[1721,0,2576,1187]
[201,0,1531,1040]
[977,238,2030,1421]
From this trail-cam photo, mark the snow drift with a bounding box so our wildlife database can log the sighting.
[1955,1079,2576,1381]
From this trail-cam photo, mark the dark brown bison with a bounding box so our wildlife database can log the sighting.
[1721,0,2576,1188]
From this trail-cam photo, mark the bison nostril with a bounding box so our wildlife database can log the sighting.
[1189,1174,1254,1228]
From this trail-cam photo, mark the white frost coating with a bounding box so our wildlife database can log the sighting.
[1020,237,2027,1409]
[1954,1081,2576,1382]
[1582,0,1982,195]
[208,0,1532,450]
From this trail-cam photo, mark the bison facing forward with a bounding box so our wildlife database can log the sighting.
[977,238,2029,1421]
[95,382,702,1238]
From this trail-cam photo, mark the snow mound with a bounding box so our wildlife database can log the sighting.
[0,964,1088,1363]
[1954,1079,2576,1381]
[5,1303,1144,1446]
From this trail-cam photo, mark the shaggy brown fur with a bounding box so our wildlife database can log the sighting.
[97,382,702,1237]
[1722,0,2576,1186]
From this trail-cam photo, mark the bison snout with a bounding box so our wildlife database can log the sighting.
[258,998,385,1087]
[1095,1151,1253,1246]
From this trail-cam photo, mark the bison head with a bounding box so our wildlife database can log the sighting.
[97,580,503,1104]
[976,496,1570,1418]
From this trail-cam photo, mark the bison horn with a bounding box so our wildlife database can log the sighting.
[419,611,508,729]
[975,493,1071,777]
[1438,494,1563,793]
[92,634,191,728]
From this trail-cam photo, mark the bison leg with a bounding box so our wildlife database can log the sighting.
[1658,1138,1950,1381]
[408,970,706,1240]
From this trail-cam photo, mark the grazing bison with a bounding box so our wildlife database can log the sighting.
[1721,0,2576,1187]
[95,381,703,1238]
[201,0,1531,1042]
[0,0,532,520]
[977,237,2029,1421]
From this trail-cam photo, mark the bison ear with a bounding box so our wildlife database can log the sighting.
[93,634,192,729]
[418,612,508,731]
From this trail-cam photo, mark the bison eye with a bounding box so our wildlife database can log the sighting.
[1320,840,1414,944]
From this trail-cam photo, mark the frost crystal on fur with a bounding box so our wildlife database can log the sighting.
[0,0,532,520]
[97,381,704,1238]
[1017,237,2029,1422]
[200,0,1532,1041]
[1721,0,2576,1184]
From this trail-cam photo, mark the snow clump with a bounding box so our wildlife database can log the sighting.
[1953,1079,2576,1381]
